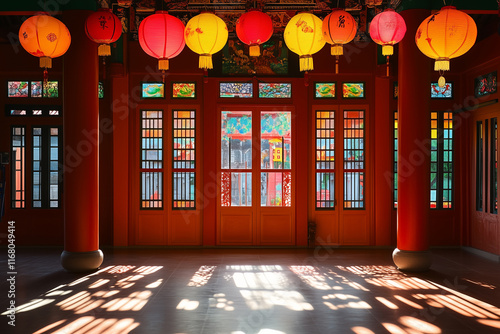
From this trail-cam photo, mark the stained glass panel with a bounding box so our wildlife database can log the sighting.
[431,82,452,98]
[475,71,497,97]
[31,81,42,98]
[261,112,291,170]
[258,83,291,98]
[173,83,196,98]
[142,83,164,98]
[220,82,253,98]
[342,83,364,98]
[315,83,335,98]
[8,81,28,97]
[222,111,252,170]
[43,81,59,98]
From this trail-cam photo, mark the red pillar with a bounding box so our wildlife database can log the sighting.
[393,9,432,271]
[60,10,103,272]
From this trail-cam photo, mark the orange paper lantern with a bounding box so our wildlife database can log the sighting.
[415,5,477,84]
[19,14,71,69]
[85,8,122,56]
[322,9,357,73]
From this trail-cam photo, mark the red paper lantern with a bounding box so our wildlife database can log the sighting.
[85,8,122,56]
[236,10,273,57]
[138,11,185,71]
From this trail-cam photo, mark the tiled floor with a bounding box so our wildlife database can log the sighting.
[1,247,500,334]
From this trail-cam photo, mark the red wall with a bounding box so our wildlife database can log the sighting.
[2,12,488,249]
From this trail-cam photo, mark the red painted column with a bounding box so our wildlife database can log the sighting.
[392,9,432,271]
[60,10,103,272]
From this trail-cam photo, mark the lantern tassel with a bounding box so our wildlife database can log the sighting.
[299,55,314,72]
[199,54,213,70]
[382,45,394,56]
[98,44,111,57]
[435,59,450,71]
[39,56,52,69]
[331,44,343,56]
[386,55,390,77]
[335,56,339,74]
[249,45,260,57]
[43,68,48,94]
[158,59,169,71]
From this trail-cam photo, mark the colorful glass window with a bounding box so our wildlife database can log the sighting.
[43,81,59,98]
[261,112,291,207]
[11,127,25,209]
[431,112,454,209]
[220,83,253,98]
[173,83,196,98]
[98,81,104,99]
[430,112,438,208]
[475,71,497,97]
[258,83,291,98]
[8,81,28,97]
[172,110,196,209]
[442,112,453,209]
[10,110,26,116]
[394,111,398,208]
[315,83,335,98]
[343,111,364,209]
[221,111,252,206]
[32,128,42,208]
[476,121,483,212]
[31,81,42,97]
[431,82,452,98]
[342,83,364,98]
[141,110,163,209]
[31,127,61,208]
[315,111,335,209]
[142,83,164,98]
[492,118,498,214]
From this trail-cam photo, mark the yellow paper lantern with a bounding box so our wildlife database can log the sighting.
[415,6,477,83]
[284,13,325,72]
[185,13,228,69]
[19,14,71,70]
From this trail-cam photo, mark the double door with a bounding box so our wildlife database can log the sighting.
[311,105,372,245]
[217,106,295,245]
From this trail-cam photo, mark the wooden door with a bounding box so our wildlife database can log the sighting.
[133,105,202,245]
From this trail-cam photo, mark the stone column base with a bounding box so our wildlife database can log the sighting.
[392,248,432,272]
[61,250,104,273]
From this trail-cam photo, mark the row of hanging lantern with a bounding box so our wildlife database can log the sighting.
[17,6,477,87]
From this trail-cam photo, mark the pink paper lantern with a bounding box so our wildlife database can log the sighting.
[369,8,406,56]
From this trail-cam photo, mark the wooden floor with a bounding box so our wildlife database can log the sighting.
[1,247,500,333]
